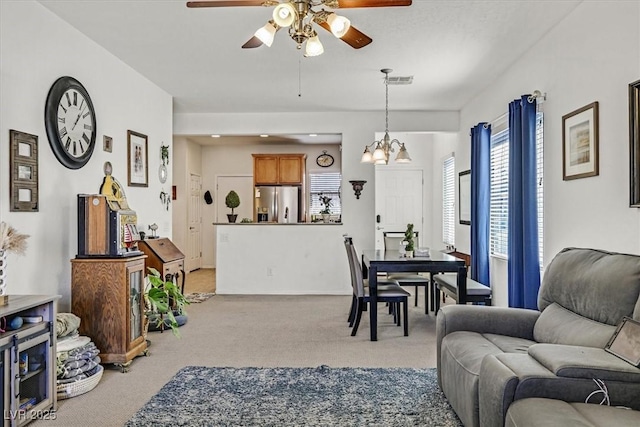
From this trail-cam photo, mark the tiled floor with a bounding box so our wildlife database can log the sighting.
[183,268,216,294]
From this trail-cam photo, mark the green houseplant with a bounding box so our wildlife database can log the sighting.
[319,193,332,223]
[225,190,240,223]
[145,267,189,337]
[404,223,415,258]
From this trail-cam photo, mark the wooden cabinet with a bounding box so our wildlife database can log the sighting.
[253,154,306,185]
[1,295,58,426]
[71,256,147,371]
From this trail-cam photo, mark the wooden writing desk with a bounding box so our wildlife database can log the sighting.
[138,238,186,293]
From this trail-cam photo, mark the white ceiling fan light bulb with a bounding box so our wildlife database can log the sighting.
[327,13,351,38]
[272,3,296,27]
[305,35,324,57]
[254,21,277,47]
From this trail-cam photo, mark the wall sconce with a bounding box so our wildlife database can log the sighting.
[349,180,367,199]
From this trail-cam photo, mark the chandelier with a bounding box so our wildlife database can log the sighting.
[361,69,411,165]
[253,1,353,57]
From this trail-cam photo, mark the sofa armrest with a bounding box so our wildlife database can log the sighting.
[436,305,540,388]
[528,344,640,383]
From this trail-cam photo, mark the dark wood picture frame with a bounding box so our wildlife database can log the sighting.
[629,80,640,207]
[9,130,39,212]
[562,101,599,180]
[459,170,471,225]
[127,130,148,187]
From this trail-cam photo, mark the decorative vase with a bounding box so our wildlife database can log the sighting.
[405,250,414,258]
[0,249,7,305]
[321,213,330,223]
[227,214,238,223]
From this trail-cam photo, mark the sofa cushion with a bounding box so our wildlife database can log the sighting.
[533,303,616,347]
[538,248,640,324]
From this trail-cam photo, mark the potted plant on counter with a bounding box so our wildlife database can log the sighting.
[225,190,240,223]
[319,193,332,223]
[404,223,415,258]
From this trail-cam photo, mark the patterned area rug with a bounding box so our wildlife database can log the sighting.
[125,366,462,426]
[184,292,216,303]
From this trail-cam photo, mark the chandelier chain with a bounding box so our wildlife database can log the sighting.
[385,73,389,133]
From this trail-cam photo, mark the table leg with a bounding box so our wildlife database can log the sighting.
[369,265,378,341]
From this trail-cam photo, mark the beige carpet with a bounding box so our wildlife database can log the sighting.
[35,273,450,427]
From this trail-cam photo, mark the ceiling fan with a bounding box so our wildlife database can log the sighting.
[186,0,412,56]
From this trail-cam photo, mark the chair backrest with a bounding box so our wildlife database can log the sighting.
[343,236,366,298]
[383,231,419,251]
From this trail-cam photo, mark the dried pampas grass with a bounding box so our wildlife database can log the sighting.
[0,222,29,255]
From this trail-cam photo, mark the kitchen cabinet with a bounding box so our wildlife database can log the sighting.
[1,295,58,426]
[253,154,306,185]
[71,255,147,372]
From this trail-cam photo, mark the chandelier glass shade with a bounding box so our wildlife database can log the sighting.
[361,69,411,165]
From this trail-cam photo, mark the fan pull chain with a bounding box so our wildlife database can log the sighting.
[298,59,302,97]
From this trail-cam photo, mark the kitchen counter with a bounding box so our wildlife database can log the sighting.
[214,223,350,295]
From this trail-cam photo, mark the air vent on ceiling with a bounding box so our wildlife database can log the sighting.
[387,76,413,85]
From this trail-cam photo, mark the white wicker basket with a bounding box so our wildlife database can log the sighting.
[56,365,103,400]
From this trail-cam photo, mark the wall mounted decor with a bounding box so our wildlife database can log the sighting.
[44,76,96,169]
[127,130,148,187]
[159,144,169,183]
[348,180,366,199]
[562,101,599,180]
[103,135,113,153]
[459,170,471,225]
[9,130,39,212]
[629,80,640,207]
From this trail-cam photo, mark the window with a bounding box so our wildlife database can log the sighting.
[442,155,455,245]
[489,112,544,265]
[309,172,342,216]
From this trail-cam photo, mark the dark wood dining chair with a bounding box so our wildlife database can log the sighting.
[382,231,432,314]
[343,236,410,337]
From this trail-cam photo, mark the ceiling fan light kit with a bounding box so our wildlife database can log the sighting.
[186,0,412,55]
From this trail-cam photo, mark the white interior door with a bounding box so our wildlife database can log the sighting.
[374,169,424,250]
[187,173,202,272]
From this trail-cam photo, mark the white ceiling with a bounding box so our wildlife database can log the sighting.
[38,0,581,116]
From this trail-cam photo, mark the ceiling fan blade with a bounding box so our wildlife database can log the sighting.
[186,1,270,8]
[317,21,372,49]
[332,0,412,8]
[242,36,264,49]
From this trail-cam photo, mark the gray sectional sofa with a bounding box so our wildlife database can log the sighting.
[436,247,640,427]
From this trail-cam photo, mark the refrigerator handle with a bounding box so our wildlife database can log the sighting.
[273,188,278,222]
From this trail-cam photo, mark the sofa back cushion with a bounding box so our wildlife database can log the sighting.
[538,247,640,325]
[533,303,617,347]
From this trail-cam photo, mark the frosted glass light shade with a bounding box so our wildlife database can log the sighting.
[372,145,386,162]
[395,143,412,163]
[361,147,373,163]
[327,13,351,38]
[273,3,296,27]
[255,22,277,47]
[305,35,324,57]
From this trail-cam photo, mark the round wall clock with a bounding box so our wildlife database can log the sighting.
[316,150,334,168]
[44,76,97,169]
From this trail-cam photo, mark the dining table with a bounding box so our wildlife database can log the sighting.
[361,249,467,341]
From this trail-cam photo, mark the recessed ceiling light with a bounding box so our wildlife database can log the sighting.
[260,134,269,138]
[309,134,318,137]
[211,134,221,138]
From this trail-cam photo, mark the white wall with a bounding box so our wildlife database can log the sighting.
[171,136,201,259]
[0,1,173,311]
[435,1,640,306]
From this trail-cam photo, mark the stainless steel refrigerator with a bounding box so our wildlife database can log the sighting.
[255,186,300,223]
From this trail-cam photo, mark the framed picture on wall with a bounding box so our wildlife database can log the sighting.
[9,130,39,212]
[459,170,471,225]
[562,101,599,180]
[629,80,640,207]
[127,130,148,187]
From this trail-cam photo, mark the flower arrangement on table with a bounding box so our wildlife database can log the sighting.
[319,193,332,215]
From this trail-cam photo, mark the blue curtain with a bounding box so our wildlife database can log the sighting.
[508,95,540,309]
[470,123,491,285]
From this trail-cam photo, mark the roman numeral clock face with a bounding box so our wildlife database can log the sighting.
[45,76,96,169]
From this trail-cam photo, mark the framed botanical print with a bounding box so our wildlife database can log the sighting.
[562,102,599,180]
[9,130,38,212]
[127,130,148,187]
